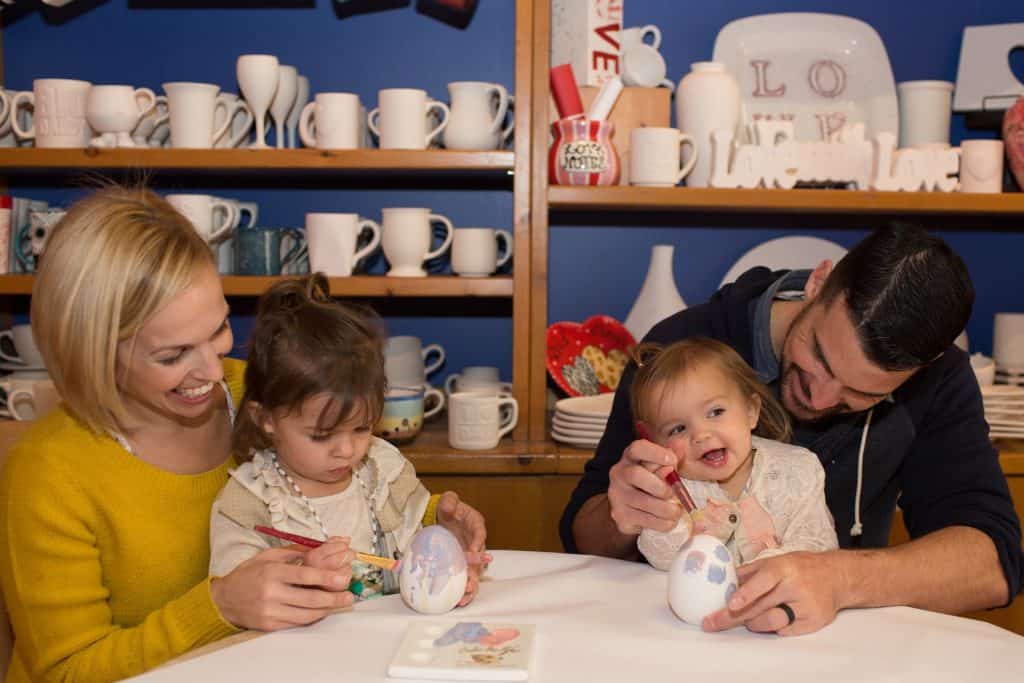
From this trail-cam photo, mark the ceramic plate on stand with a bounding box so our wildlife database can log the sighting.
[719,236,847,288]
[712,13,899,143]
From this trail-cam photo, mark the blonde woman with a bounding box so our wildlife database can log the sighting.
[0,187,358,682]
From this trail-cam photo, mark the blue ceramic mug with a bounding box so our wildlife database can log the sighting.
[235,227,306,276]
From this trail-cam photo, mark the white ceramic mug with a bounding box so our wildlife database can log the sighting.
[630,127,698,187]
[993,313,1024,372]
[217,236,235,275]
[85,85,156,148]
[621,25,662,52]
[447,391,518,450]
[0,376,58,421]
[299,92,361,150]
[384,335,445,386]
[0,324,45,367]
[160,82,240,149]
[444,366,512,396]
[367,88,449,150]
[305,212,382,277]
[165,194,238,244]
[11,78,93,148]
[621,44,674,89]
[959,140,1004,194]
[213,93,255,148]
[218,197,259,229]
[381,207,454,277]
[443,81,511,151]
[451,227,512,276]
[897,80,954,149]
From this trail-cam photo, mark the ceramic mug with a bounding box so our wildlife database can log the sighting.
[443,81,511,151]
[305,212,381,277]
[374,385,444,444]
[213,93,255,148]
[381,208,454,277]
[451,227,512,276]
[630,127,698,187]
[0,324,45,367]
[959,140,1004,193]
[160,82,241,149]
[11,78,93,148]
[897,80,954,149]
[85,85,156,148]
[621,43,674,89]
[444,366,512,397]
[299,92,361,150]
[447,391,518,450]
[0,376,58,421]
[384,335,445,387]
[621,25,662,52]
[235,227,306,276]
[367,88,449,150]
[218,197,259,229]
[165,194,238,245]
[993,313,1024,372]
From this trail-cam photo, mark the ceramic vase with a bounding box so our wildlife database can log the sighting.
[624,244,686,342]
[675,62,741,187]
[549,118,620,186]
[1004,95,1024,191]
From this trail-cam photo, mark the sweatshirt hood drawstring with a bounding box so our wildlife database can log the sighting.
[850,408,874,547]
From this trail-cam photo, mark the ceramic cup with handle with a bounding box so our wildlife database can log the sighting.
[235,227,305,276]
[160,82,243,149]
[12,78,93,148]
[0,376,59,421]
[367,88,449,150]
[443,81,510,151]
[166,194,238,245]
[629,127,698,187]
[85,85,156,148]
[444,366,512,397]
[384,335,445,387]
[305,212,381,277]
[218,197,259,229]
[0,324,45,367]
[451,227,512,276]
[374,385,444,444]
[448,391,518,450]
[299,92,361,150]
[213,93,255,148]
[621,25,662,52]
[381,207,453,277]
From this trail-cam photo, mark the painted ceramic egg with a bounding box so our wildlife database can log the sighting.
[668,534,738,625]
[399,525,468,614]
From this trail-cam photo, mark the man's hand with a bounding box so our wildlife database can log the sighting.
[702,551,845,636]
[607,438,683,535]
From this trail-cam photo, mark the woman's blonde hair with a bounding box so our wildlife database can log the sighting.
[630,337,791,443]
[31,185,216,434]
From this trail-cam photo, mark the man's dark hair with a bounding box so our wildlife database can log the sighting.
[817,222,974,371]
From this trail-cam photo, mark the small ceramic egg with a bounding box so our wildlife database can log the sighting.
[399,525,468,614]
[668,534,738,625]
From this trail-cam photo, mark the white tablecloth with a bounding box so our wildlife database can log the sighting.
[131,550,1024,682]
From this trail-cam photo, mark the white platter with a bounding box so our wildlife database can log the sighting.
[554,392,615,419]
[552,417,606,434]
[551,430,601,449]
[553,411,607,427]
[719,236,848,288]
[712,13,899,144]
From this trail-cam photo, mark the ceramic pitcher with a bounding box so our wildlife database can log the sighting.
[443,81,511,151]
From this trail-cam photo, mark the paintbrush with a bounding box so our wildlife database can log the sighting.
[254,525,400,571]
[635,422,697,514]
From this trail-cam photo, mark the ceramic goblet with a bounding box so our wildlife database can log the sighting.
[286,74,309,149]
[269,64,297,149]
[236,54,279,150]
[87,85,156,148]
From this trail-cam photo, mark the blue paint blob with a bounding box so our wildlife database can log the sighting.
[714,545,731,563]
[707,563,727,584]
[725,583,737,601]
[684,550,706,574]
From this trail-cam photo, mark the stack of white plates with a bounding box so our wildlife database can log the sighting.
[981,384,1024,439]
[551,392,614,449]
[995,366,1024,387]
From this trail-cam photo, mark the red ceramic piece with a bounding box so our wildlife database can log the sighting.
[1004,95,1024,190]
[547,315,636,397]
[549,117,620,186]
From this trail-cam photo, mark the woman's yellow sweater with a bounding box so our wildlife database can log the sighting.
[0,359,246,683]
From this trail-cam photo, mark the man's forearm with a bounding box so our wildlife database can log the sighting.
[838,526,1010,613]
[572,494,642,560]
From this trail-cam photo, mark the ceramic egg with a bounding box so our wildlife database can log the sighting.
[668,534,738,625]
[399,525,468,614]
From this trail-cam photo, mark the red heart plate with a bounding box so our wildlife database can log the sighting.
[547,315,637,397]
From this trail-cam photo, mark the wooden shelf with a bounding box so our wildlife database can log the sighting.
[0,148,515,178]
[548,186,1024,216]
[0,274,514,297]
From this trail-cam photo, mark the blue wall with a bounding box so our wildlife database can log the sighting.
[3,0,1022,376]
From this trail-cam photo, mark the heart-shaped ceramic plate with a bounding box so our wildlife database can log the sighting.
[546,315,636,397]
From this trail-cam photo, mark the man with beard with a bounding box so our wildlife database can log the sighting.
[560,223,1022,636]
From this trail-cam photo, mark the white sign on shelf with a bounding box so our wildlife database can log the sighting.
[953,23,1024,112]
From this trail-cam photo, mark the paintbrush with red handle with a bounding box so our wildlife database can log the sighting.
[254,525,400,571]
[635,422,697,514]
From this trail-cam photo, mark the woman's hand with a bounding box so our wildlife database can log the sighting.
[300,536,355,574]
[435,491,492,607]
[210,545,355,631]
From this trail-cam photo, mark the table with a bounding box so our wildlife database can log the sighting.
[131,551,1024,682]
